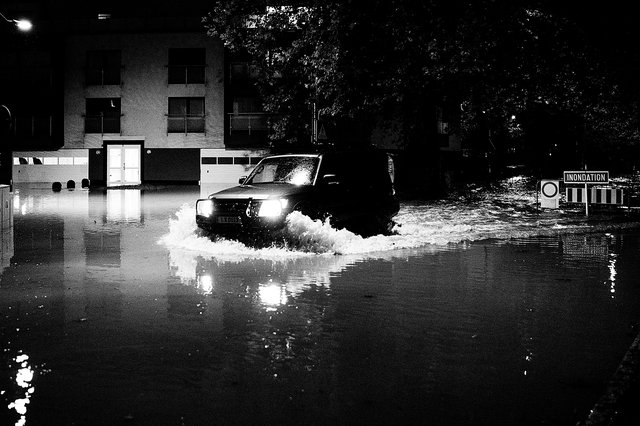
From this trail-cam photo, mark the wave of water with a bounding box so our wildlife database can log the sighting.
[159,176,640,258]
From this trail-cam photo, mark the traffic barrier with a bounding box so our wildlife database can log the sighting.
[565,187,587,203]
[591,187,623,205]
[565,187,624,205]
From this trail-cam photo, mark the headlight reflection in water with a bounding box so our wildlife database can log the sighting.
[259,280,287,311]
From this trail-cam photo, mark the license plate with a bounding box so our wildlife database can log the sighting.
[217,216,241,224]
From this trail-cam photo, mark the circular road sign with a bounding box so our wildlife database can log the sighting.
[541,180,560,199]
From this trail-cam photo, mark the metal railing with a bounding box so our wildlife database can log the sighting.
[13,115,53,137]
[228,113,269,135]
[84,113,121,134]
[85,67,122,86]
[167,114,205,134]
[167,65,206,85]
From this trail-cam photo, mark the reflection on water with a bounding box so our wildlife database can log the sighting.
[106,190,142,223]
[1,228,13,274]
[6,353,35,426]
[2,185,640,425]
[608,253,618,296]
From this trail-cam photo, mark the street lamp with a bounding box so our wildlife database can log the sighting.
[0,11,32,31]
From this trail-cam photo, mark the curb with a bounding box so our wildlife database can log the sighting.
[582,330,640,425]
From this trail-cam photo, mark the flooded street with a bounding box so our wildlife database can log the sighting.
[2,181,640,425]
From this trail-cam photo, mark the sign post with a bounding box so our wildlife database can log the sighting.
[563,169,609,216]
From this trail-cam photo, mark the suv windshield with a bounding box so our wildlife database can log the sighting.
[245,156,319,186]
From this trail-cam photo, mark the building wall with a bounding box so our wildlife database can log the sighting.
[143,148,200,182]
[13,149,89,185]
[63,32,225,150]
[200,148,267,184]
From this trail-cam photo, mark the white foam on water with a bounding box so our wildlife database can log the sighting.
[159,179,640,259]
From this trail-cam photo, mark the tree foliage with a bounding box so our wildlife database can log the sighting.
[204,0,639,170]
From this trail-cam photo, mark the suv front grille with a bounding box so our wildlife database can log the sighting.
[214,199,249,215]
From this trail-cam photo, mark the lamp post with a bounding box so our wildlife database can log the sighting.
[1,12,32,190]
[0,11,32,32]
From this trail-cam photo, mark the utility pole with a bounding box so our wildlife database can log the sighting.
[311,101,318,144]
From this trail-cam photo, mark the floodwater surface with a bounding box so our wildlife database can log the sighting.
[2,181,640,425]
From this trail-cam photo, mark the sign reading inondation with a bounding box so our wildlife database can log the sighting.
[563,171,609,184]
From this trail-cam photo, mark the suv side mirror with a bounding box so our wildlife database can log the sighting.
[322,174,340,185]
[239,176,247,185]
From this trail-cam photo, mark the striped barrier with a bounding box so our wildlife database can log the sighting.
[565,187,587,203]
[565,187,624,205]
[592,187,624,205]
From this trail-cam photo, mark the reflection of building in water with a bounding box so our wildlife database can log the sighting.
[1,228,14,274]
[13,186,89,217]
[560,234,612,262]
[560,233,621,297]
[106,190,142,223]
[84,230,121,267]
[87,190,143,224]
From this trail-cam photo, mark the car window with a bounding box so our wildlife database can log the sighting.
[319,152,392,192]
[246,156,319,185]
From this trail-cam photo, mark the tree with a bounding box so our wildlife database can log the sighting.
[204,0,640,175]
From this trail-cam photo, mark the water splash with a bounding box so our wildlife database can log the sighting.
[159,178,640,258]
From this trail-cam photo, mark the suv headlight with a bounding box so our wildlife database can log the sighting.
[196,199,214,217]
[258,199,288,217]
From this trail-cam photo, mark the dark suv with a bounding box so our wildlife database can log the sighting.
[195,150,399,239]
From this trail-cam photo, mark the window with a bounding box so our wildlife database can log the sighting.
[229,96,268,135]
[58,157,73,165]
[229,62,259,82]
[168,48,205,84]
[85,98,121,134]
[168,98,205,133]
[86,50,121,85]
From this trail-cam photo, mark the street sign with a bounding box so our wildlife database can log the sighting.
[540,180,560,209]
[563,171,609,184]
[563,170,610,216]
[318,123,328,140]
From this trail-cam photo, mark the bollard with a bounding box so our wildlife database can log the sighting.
[67,180,76,189]
[52,182,62,192]
[81,178,90,188]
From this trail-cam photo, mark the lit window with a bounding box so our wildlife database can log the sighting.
[74,157,89,165]
[59,158,73,165]
[43,158,58,165]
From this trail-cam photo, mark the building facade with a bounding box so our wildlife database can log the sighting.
[6,4,268,188]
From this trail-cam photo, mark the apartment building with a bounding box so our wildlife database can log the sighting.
[6,3,268,188]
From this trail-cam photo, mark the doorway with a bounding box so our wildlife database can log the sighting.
[107,144,141,186]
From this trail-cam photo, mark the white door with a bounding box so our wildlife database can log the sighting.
[107,144,141,186]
